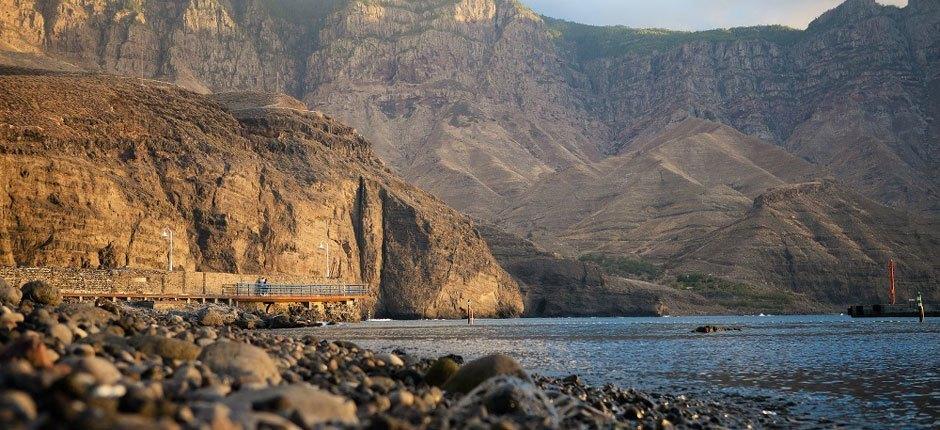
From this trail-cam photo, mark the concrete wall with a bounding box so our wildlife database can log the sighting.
[0,267,337,296]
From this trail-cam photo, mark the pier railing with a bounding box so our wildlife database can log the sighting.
[221,283,368,297]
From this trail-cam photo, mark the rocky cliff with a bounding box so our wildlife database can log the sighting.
[1,0,937,310]
[477,224,728,316]
[0,69,523,318]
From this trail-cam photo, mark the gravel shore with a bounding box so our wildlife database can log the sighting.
[0,280,796,429]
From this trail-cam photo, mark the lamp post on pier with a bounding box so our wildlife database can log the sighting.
[161,227,174,272]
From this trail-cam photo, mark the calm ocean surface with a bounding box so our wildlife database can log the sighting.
[286,315,939,429]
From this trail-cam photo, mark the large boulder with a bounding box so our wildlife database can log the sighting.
[424,357,460,387]
[198,341,281,385]
[131,335,201,360]
[224,383,358,426]
[195,306,237,327]
[0,278,21,306]
[443,354,529,394]
[20,281,61,306]
[442,376,560,428]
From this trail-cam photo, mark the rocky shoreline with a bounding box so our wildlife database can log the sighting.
[0,280,797,429]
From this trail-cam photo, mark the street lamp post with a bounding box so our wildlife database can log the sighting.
[318,241,331,279]
[161,227,174,272]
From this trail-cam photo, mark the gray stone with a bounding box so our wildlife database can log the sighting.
[198,341,281,385]
[48,323,74,345]
[62,356,122,385]
[443,376,558,428]
[224,383,358,426]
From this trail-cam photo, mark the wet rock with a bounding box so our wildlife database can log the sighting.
[443,354,528,394]
[131,335,201,361]
[693,325,742,334]
[21,281,62,306]
[424,357,460,387]
[224,383,358,426]
[0,278,21,306]
[62,356,122,385]
[198,341,281,385]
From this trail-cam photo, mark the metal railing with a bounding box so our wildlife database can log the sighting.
[221,283,368,297]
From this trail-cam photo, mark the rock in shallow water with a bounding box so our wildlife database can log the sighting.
[693,325,742,333]
[443,354,528,394]
[198,341,281,385]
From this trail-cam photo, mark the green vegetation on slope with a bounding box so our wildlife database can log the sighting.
[672,273,817,314]
[545,17,803,61]
[578,253,663,280]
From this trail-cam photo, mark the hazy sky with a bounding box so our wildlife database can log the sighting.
[521,0,909,31]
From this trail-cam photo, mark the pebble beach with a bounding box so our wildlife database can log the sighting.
[0,279,794,429]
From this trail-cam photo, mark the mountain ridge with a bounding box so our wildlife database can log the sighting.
[1,0,937,309]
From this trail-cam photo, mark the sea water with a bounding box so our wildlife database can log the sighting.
[285,315,939,428]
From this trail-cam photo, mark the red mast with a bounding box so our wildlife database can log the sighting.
[888,259,896,305]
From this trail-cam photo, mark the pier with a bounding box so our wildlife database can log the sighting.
[64,283,369,309]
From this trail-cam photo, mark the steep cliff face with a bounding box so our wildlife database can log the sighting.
[303,0,604,218]
[0,70,523,318]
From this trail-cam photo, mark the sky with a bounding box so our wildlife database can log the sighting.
[521,0,909,31]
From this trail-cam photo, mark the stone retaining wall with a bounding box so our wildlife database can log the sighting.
[0,266,339,296]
